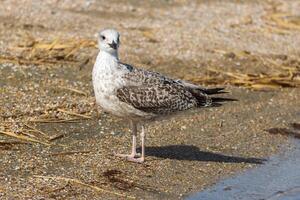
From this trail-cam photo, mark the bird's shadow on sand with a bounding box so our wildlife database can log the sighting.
[139,145,266,164]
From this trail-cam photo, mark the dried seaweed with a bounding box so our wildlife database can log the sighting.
[186,50,300,90]
[263,1,300,35]
[34,175,135,199]
[266,13,300,32]
[1,38,97,66]
[266,123,300,139]
[57,86,88,96]
[291,123,300,131]
[0,131,50,146]
[57,109,92,119]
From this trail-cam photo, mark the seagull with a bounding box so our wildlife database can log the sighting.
[92,29,230,163]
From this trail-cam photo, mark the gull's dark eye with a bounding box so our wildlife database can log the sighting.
[101,35,105,40]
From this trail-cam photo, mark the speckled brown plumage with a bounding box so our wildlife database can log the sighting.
[116,84,199,115]
[118,62,212,115]
[121,62,175,86]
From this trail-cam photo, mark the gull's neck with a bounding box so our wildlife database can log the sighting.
[98,50,119,62]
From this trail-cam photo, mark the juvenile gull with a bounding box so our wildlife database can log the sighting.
[92,29,228,163]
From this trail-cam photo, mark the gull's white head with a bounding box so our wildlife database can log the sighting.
[97,29,120,54]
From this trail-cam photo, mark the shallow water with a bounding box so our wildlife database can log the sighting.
[187,139,300,200]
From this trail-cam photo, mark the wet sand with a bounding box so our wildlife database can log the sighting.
[0,0,300,199]
[188,134,300,200]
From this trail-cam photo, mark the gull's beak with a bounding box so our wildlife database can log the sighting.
[108,41,118,50]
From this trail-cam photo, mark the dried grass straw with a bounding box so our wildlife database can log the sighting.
[0,131,50,146]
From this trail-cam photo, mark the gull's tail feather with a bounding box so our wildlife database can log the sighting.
[199,87,237,106]
[178,80,236,107]
[178,80,227,95]
[189,90,212,107]
[199,87,227,95]
[211,97,237,102]
[190,88,237,107]
[210,97,238,107]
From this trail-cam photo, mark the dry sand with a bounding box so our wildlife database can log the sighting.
[0,0,300,199]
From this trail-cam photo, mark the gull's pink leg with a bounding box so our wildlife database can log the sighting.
[127,125,145,163]
[115,121,138,159]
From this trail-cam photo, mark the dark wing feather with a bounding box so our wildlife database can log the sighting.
[116,84,198,115]
[120,63,225,97]
[120,63,216,109]
[121,63,175,86]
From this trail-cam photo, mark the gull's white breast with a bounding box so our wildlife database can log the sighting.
[92,52,151,119]
[92,53,124,115]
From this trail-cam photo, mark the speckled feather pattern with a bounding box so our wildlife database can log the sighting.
[116,84,198,115]
[121,63,174,85]
[92,30,212,120]
[117,62,212,115]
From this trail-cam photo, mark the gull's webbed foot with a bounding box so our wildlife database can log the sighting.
[127,156,144,163]
[114,152,140,159]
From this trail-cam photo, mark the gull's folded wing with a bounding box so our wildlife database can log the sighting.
[116,84,198,115]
